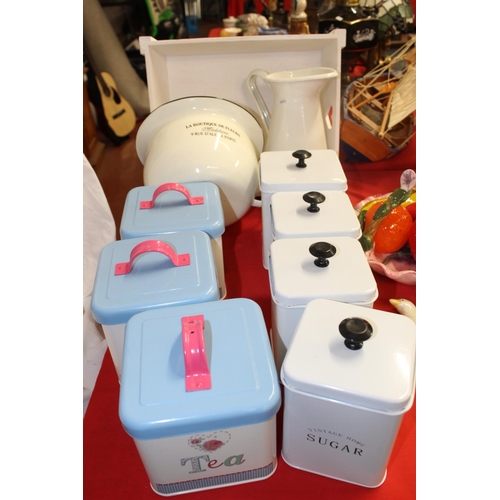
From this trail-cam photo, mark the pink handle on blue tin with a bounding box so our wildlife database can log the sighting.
[140,182,204,209]
[182,314,212,392]
[114,240,190,275]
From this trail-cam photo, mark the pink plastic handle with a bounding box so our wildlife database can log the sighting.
[140,183,204,209]
[182,315,212,392]
[114,240,190,275]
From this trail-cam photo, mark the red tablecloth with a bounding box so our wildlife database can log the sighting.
[84,137,416,500]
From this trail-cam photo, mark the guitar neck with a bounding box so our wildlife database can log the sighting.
[83,40,111,97]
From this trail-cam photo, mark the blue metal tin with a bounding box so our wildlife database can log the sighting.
[119,182,224,240]
[90,231,219,326]
[119,298,281,440]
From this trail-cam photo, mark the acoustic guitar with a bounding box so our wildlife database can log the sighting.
[84,40,137,144]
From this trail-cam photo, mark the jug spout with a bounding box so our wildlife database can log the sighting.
[246,67,338,152]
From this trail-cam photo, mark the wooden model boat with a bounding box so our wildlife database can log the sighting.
[340,37,416,162]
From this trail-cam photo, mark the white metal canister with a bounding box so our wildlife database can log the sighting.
[281,298,416,488]
[119,181,227,298]
[259,149,347,269]
[119,298,281,497]
[90,232,220,379]
[270,189,361,245]
[268,236,378,372]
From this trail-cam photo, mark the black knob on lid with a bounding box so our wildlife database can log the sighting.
[309,241,336,267]
[339,317,373,350]
[303,191,326,212]
[292,150,312,168]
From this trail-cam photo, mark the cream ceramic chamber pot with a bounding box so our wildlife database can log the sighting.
[136,97,265,226]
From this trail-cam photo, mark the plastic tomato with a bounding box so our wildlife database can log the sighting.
[373,205,413,254]
[405,202,416,220]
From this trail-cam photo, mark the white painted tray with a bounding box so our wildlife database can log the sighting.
[139,32,346,153]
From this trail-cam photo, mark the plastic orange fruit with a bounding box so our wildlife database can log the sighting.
[373,205,413,254]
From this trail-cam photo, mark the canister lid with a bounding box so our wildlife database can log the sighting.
[119,298,281,440]
[90,231,219,325]
[281,299,416,413]
[259,149,347,193]
[269,236,378,307]
[120,181,225,240]
[271,190,361,239]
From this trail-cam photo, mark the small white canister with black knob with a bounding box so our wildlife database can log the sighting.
[270,189,361,245]
[268,236,378,372]
[281,298,416,488]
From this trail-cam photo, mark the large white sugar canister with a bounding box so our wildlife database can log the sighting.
[281,298,416,488]
[260,149,347,269]
[90,232,220,378]
[119,298,282,497]
[119,181,227,298]
[270,189,361,243]
[269,236,378,372]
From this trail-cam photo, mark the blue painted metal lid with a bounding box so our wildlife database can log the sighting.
[119,299,281,440]
[120,182,225,240]
[90,231,219,325]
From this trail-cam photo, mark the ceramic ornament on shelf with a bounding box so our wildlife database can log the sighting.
[289,0,309,34]
[389,298,416,323]
[237,13,269,35]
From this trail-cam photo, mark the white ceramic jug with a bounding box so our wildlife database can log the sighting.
[247,67,338,151]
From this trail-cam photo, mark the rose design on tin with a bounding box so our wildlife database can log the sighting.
[203,439,224,452]
[188,431,231,452]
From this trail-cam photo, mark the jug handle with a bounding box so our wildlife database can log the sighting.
[247,69,271,131]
